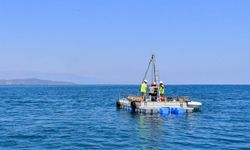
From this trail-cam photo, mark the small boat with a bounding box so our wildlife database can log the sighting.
[116,54,202,115]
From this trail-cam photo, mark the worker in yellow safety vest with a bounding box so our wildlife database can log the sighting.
[159,81,166,101]
[140,80,148,101]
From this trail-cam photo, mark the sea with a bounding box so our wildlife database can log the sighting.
[0,85,249,150]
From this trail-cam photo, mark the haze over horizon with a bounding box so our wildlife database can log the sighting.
[1,0,250,84]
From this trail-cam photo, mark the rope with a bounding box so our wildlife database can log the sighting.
[142,55,153,83]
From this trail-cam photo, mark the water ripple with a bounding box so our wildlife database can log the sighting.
[0,85,250,149]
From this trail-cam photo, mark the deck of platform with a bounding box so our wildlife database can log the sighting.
[118,98,195,114]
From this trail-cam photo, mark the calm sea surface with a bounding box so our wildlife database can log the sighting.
[0,85,249,150]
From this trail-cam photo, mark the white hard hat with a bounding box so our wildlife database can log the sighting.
[160,81,164,84]
[144,80,148,83]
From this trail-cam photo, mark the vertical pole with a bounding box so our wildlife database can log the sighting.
[152,54,161,101]
[153,55,156,83]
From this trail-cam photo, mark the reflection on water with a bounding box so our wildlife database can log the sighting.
[135,114,164,150]
[126,112,203,150]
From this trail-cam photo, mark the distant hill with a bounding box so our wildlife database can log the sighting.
[0,78,76,85]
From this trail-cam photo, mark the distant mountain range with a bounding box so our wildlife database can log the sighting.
[0,71,102,84]
[0,78,76,85]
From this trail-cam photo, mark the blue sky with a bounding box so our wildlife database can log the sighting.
[0,0,249,84]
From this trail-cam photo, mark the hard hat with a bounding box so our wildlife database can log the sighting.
[160,81,164,84]
[152,82,156,85]
[144,80,148,83]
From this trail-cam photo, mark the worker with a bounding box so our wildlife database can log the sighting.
[149,82,158,101]
[159,81,166,101]
[140,80,147,101]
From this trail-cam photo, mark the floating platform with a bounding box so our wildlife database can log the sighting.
[116,96,202,115]
[116,55,202,115]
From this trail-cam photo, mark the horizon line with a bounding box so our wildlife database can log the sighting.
[0,83,250,86]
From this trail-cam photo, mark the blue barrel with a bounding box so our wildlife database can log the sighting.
[160,107,170,115]
[176,107,185,115]
[127,106,132,112]
[170,107,185,115]
[170,107,177,114]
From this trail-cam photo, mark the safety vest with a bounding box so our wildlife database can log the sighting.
[140,83,147,94]
[160,86,165,95]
